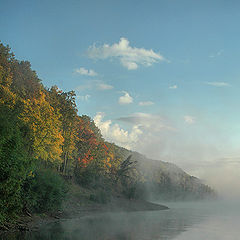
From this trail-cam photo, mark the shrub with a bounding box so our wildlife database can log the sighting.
[74,164,104,188]
[23,169,68,213]
[122,182,146,200]
[89,189,110,204]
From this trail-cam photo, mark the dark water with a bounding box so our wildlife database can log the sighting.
[2,201,240,240]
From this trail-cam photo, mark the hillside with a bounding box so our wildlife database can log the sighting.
[113,146,216,201]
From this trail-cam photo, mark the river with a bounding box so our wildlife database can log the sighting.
[3,201,240,240]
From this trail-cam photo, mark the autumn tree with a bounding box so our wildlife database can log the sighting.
[11,60,43,99]
[20,91,64,166]
[73,115,113,186]
[48,86,78,174]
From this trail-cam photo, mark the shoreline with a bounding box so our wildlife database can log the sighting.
[0,199,169,234]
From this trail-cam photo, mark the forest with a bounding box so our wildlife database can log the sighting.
[0,42,215,227]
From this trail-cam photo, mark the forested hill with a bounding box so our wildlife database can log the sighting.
[112,145,216,200]
[0,42,215,225]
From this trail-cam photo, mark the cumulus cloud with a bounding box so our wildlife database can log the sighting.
[94,112,142,149]
[75,80,113,92]
[75,67,97,76]
[94,112,176,150]
[139,101,154,106]
[87,37,166,70]
[76,94,91,101]
[118,91,133,105]
[206,81,230,87]
[184,115,195,124]
[169,85,177,89]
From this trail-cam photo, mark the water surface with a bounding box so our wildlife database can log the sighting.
[3,201,240,240]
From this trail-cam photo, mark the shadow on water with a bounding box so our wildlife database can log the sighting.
[1,205,208,240]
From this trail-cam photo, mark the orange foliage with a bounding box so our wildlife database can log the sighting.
[75,116,115,171]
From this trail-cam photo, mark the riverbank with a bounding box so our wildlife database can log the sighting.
[28,198,168,231]
[0,183,168,234]
[0,200,168,234]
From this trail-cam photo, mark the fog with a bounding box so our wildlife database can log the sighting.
[4,201,240,240]
[196,158,240,201]
[94,110,240,201]
[0,204,214,239]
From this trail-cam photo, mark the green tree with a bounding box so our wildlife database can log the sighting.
[0,43,17,108]
[0,105,33,224]
[23,169,68,213]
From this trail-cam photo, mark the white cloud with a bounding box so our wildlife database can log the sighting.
[121,61,138,70]
[87,37,166,70]
[169,85,177,89]
[75,67,97,76]
[94,112,175,152]
[94,112,142,149]
[118,91,133,105]
[75,80,113,92]
[184,115,195,124]
[206,82,230,87]
[97,82,114,90]
[139,101,154,106]
[76,94,91,101]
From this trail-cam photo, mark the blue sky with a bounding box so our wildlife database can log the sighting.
[1,0,240,186]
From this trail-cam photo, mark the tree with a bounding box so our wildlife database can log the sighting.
[74,115,112,186]
[0,43,17,108]
[0,105,33,224]
[20,91,64,166]
[48,86,78,174]
[11,60,43,99]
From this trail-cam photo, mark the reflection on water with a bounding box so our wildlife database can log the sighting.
[2,202,240,240]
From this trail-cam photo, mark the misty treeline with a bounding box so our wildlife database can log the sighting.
[0,43,215,225]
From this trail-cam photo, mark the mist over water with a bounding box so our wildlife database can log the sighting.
[4,201,240,240]
[197,160,240,202]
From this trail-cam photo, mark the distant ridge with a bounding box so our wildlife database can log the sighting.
[113,145,216,201]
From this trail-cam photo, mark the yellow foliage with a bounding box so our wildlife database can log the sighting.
[28,171,35,177]
[21,91,64,164]
[0,66,16,108]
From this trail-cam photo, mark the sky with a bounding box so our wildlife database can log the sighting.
[1,0,240,193]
